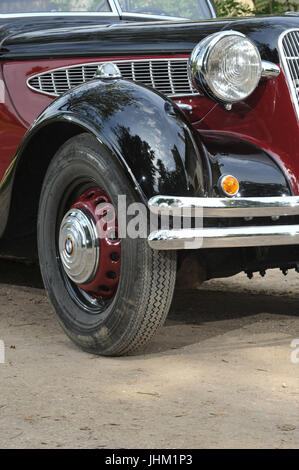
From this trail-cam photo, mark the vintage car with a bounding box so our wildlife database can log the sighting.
[0,0,298,356]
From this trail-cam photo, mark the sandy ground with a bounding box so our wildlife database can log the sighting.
[0,259,298,449]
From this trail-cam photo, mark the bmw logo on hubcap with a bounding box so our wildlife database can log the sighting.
[65,238,74,256]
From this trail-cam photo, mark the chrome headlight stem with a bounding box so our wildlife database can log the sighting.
[261,60,281,79]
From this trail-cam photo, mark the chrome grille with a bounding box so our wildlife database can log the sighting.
[279,29,299,119]
[27,58,197,98]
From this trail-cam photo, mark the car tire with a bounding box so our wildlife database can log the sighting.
[37,133,176,356]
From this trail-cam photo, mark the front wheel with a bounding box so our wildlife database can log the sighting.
[37,134,176,356]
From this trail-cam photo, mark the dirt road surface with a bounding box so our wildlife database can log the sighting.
[0,260,298,449]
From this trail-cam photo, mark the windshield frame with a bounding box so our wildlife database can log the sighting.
[0,0,216,20]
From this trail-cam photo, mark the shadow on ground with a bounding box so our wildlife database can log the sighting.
[0,259,44,289]
[1,259,298,339]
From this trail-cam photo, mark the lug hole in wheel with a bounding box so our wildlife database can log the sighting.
[110,252,120,262]
[96,198,106,205]
[107,271,117,280]
[99,285,110,292]
[86,192,95,200]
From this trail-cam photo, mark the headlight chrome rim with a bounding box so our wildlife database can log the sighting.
[189,30,262,105]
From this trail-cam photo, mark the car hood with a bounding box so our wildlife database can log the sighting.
[0,15,298,61]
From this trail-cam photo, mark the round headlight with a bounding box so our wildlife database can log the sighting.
[189,31,262,104]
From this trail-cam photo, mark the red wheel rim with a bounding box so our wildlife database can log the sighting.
[59,188,121,300]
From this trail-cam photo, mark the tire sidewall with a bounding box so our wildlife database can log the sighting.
[38,134,153,354]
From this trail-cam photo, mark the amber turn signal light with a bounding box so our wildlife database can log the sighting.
[220,175,240,196]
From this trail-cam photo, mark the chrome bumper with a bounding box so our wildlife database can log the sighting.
[148,195,299,250]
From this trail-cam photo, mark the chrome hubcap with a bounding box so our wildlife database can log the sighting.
[59,208,100,285]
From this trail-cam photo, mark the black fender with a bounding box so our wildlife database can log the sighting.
[199,132,292,198]
[0,78,210,244]
[31,78,209,200]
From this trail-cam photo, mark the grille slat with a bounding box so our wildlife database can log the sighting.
[27,58,197,98]
[280,29,299,119]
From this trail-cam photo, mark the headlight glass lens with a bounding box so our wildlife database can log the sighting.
[205,35,262,103]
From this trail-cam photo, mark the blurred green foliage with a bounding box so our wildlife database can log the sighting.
[215,1,252,16]
[215,0,299,16]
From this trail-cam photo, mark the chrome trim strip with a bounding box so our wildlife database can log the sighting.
[148,196,299,218]
[177,103,193,111]
[0,12,119,18]
[109,0,120,15]
[148,225,299,250]
[207,0,217,18]
[261,60,281,79]
[108,0,119,16]
[278,28,299,122]
[121,13,188,21]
